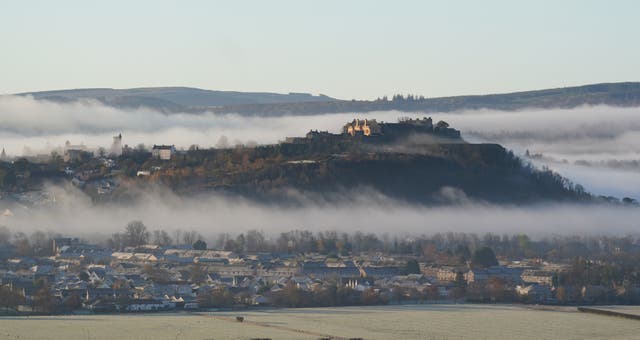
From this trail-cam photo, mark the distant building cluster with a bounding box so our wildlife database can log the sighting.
[63,141,90,163]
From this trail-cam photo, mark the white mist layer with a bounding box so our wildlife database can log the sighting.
[0,185,638,244]
[1,95,639,198]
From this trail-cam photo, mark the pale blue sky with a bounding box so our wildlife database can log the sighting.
[1,0,639,99]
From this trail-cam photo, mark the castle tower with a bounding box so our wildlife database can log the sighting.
[110,133,123,156]
[362,120,371,136]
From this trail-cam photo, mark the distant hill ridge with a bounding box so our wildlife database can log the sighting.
[16,82,640,115]
[17,87,335,112]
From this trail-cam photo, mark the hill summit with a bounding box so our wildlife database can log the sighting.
[0,117,591,205]
[114,117,589,205]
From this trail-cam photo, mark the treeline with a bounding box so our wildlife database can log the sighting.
[0,226,59,257]
[548,257,640,305]
[210,229,640,262]
[107,221,207,251]
[0,223,209,258]
[6,222,640,268]
[5,221,640,268]
[0,158,64,192]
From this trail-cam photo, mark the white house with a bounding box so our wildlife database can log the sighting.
[151,145,176,160]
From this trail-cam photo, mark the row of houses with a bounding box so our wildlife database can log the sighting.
[1,237,599,313]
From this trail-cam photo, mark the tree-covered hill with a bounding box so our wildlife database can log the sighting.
[127,139,589,205]
[0,122,592,205]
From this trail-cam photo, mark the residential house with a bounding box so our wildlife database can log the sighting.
[465,266,524,284]
[151,145,176,160]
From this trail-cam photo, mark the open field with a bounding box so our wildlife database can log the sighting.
[588,305,640,317]
[1,304,639,340]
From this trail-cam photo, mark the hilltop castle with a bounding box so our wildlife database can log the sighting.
[285,117,461,144]
[343,117,461,139]
[344,119,380,136]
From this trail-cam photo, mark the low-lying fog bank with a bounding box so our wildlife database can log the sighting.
[0,184,638,245]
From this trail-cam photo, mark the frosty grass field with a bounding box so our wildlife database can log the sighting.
[1,304,639,340]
